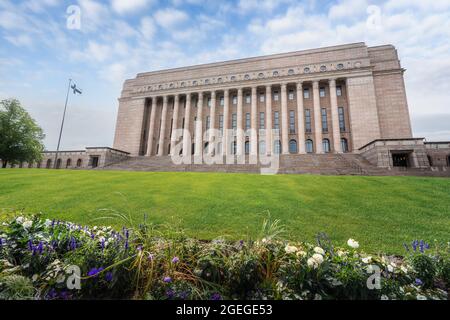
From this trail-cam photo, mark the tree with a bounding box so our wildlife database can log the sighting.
[0,99,45,168]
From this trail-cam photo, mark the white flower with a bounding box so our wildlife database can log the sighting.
[336,250,346,257]
[44,219,52,227]
[284,244,298,254]
[400,266,408,273]
[381,295,389,300]
[307,258,318,269]
[16,217,25,224]
[22,220,33,229]
[387,265,394,272]
[313,247,325,255]
[416,295,427,300]
[347,238,359,249]
[261,238,267,243]
[362,256,372,264]
[296,250,307,257]
[312,253,324,264]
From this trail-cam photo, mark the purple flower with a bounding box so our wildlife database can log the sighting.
[166,289,175,299]
[137,245,143,252]
[105,272,113,282]
[163,276,172,283]
[171,256,180,264]
[124,240,129,250]
[87,267,104,278]
[101,239,105,251]
[148,253,154,261]
[211,293,221,300]
[415,278,423,286]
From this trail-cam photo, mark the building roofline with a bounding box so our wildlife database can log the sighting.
[424,141,450,144]
[133,42,368,80]
[85,147,130,154]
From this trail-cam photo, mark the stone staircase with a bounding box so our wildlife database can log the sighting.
[101,153,394,175]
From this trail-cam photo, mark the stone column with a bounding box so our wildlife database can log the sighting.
[183,93,191,157]
[146,97,158,156]
[313,81,323,153]
[195,92,204,158]
[281,83,289,154]
[236,88,244,156]
[223,89,230,156]
[329,79,342,153]
[209,91,216,154]
[170,94,179,156]
[250,86,258,161]
[265,85,272,155]
[157,95,168,156]
[296,82,306,154]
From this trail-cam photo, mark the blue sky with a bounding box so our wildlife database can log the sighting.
[0,0,449,150]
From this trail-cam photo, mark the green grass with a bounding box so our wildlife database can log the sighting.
[0,169,449,254]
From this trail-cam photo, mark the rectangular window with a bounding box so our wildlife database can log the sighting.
[220,96,224,106]
[321,108,328,132]
[182,118,185,129]
[260,112,265,129]
[273,91,279,101]
[305,109,311,132]
[336,86,342,97]
[303,88,310,99]
[245,113,250,130]
[232,96,237,105]
[245,94,251,104]
[207,98,211,108]
[320,87,326,98]
[219,115,224,134]
[289,110,295,134]
[288,90,294,100]
[232,113,237,129]
[338,107,346,132]
[259,93,265,102]
[274,111,279,130]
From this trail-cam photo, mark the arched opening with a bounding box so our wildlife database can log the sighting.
[274,140,281,154]
[46,159,52,169]
[56,159,62,169]
[245,141,250,155]
[289,139,297,154]
[306,139,314,153]
[447,155,450,167]
[191,143,195,155]
[204,142,209,154]
[232,141,237,155]
[66,159,72,168]
[167,144,171,155]
[341,138,349,153]
[322,139,330,153]
[427,155,433,167]
[259,141,266,155]
[76,159,82,168]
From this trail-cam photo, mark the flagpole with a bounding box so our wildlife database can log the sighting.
[54,79,72,169]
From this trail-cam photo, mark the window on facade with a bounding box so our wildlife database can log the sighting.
[245,141,250,154]
[232,141,237,155]
[207,98,211,107]
[259,93,265,102]
[338,107,346,132]
[245,94,251,104]
[232,96,237,105]
[76,159,82,167]
[259,141,266,155]
[341,138,349,153]
[289,110,295,134]
[232,113,237,130]
[260,112,265,129]
[322,139,330,153]
[306,139,314,153]
[245,113,250,130]
[305,109,312,132]
[274,111,280,130]
[273,91,279,101]
[303,88,310,99]
[320,87,326,97]
[289,140,297,154]
[274,140,281,154]
[66,159,71,168]
[219,115,224,134]
[288,90,294,100]
[220,96,224,106]
[321,108,328,133]
[336,86,342,96]
[182,118,185,129]
[206,116,210,131]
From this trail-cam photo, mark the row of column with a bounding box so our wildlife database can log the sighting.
[146,79,344,157]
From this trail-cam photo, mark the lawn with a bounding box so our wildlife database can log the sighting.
[0,169,449,254]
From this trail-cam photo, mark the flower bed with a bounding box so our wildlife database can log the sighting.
[0,215,448,300]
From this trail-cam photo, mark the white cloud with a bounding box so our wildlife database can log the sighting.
[154,8,189,29]
[4,34,33,47]
[23,0,59,13]
[99,63,128,83]
[140,16,156,40]
[328,0,369,20]
[111,0,154,14]
[238,0,295,13]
